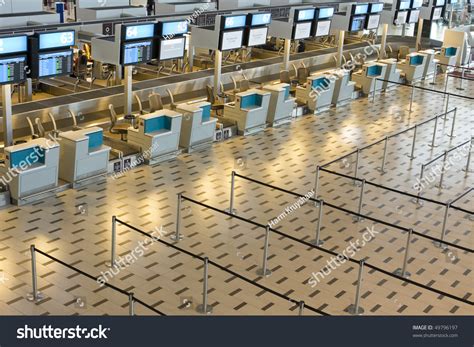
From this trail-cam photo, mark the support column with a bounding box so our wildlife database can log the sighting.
[214,49,222,98]
[1,84,13,147]
[283,38,291,70]
[336,30,345,68]
[123,65,133,116]
[380,24,389,59]
[415,18,424,50]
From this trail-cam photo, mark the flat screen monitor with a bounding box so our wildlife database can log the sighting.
[123,23,155,41]
[37,50,73,78]
[160,21,188,37]
[295,8,315,22]
[398,0,411,10]
[0,36,28,55]
[39,31,75,50]
[222,15,247,30]
[407,9,420,23]
[411,0,423,8]
[435,0,445,6]
[159,37,185,60]
[349,15,366,31]
[431,6,443,20]
[122,41,153,65]
[369,3,384,13]
[394,10,408,24]
[353,3,369,14]
[247,27,268,47]
[314,20,331,37]
[219,30,244,51]
[293,21,312,39]
[249,12,271,26]
[318,7,334,19]
[0,55,26,85]
[366,14,381,29]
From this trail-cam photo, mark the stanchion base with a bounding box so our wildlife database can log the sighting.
[345,305,365,315]
[256,268,272,277]
[310,239,324,246]
[428,144,439,148]
[196,304,213,314]
[26,292,45,302]
[352,216,364,222]
[432,241,448,250]
[105,261,116,268]
[376,168,386,174]
[462,169,473,173]
[353,181,362,187]
[435,184,446,189]
[170,234,184,242]
[410,197,424,206]
[224,208,237,215]
[394,269,411,278]
[447,134,456,138]
[406,154,416,160]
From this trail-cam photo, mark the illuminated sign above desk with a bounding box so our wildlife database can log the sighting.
[369,3,384,13]
[123,23,155,41]
[295,8,315,22]
[249,12,271,26]
[317,7,334,19]
[39,31,75,50]
[353,3,369,15]
[160,20,188,37]
[222,15,247,30]
[0,36,28,55]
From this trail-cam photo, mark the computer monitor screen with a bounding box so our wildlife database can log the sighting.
[159,37,185,60]
[435,0,445,6]
[318,7,334,19]
[39,31,75,50]
[350,16,366,31]
[407,9,420,23]
[293,22,312,39]
[161,21,188,37]
[366,14,380,29]
[38,50,73,78]
[250,13,271,26]
[0,36,28,55]
[354,4,369,14]
[370,3,384,13]
[314,20,331,37]
[223,15,247,29]
[432,6,443,20]
[296,8,315,21]
[123,24,155,41]
[122,41,153,65]
[0,55,26,85]
[220,30,244,51]
[394,10,408,24]
[411,0,423,8]
[398,0,411,10]
[247,27,268,47]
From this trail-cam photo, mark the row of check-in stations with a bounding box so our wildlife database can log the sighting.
[0,43,459,205]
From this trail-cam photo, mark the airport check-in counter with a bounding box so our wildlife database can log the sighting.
[352,62,387,95]
[127,110,183,164]
[378,58,402,89]
[176,101,218,152]
[330,69,355,105]
[437,46,458,72]
[398,53,426,83]
[1,138,60,204]
[58,127,111,186]
[296,73,335,113]
[419,49,439,78]
[223,89,271,135]
[262,83,295,125]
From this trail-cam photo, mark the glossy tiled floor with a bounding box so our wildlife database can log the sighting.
[0,73,472,316]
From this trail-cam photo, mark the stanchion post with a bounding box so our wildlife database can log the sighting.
[462,137,473,173]
[353,149,361,186]
[395,228,413,278]
[346,259,365,315]
[197,257,213,314]
[372,79,376,103]
[412,165,425,206]
[313,165,321,207]
[298,301,305,316]
[430,62,437,85]
[256,225,272,277]
[433,201,450,250]
[429,115,439,148]
[435,151,448,189]
[457,67,465,91]
[106,216,117,267]
[407,125,418,159]
[225,171,237,214]
[443,94,450,120]
[443,74,449,96]
[27,245,45,302]
[448,108,457,138]
[377,136,389,174]
[409,84,415,113]
[129,292,135,316]
[170,193,184,241]
[352,180,365,222]
[311,199,324,246]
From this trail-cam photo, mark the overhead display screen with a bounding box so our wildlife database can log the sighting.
[296,8,315,21]
[0,56,27,85]
[220,30,244,51]
[370,3,384,13]
[159,37,185,60]
[39,31,75,50]
[411,0,423,8]
[0,36,28,55]
[247,27,268,47]
[314,20,331,37]
[293,21,312,39]
[38,50,73,78]
[223,15,247,29]
[124,23,155,41]
[398,0,411,10]
[122,41,153,65]
[318,7,334,19]
[408,9,420,23]
[435,0,445,6]
[250,12,271,26]
[432,6,443,19]
[366,14,381,29]
[353,4,369,14]
[161,21,188,37]
[350,15,366,31]
[394,10,408,24]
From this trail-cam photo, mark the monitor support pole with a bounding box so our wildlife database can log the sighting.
[2,84,13,147]
[380,24,388,59]
[283,38,291,70]
[415,18,424,50]
[336,30,345,68]
[214,49,222,98]
[124,65,133,116]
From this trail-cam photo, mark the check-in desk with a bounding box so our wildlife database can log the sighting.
[58,127,111,187]
[330,69,356,105]
[176,101,217,152]
[378,58,401,89]
[438,47,458,72]
[296,74,335,113]
[223,89,270,135]
[1,138,59,205]
[419,49,439,78]
[351,62,387,95]
[127,110,183,164]
[398,53,426,83]
[263,83,295,125]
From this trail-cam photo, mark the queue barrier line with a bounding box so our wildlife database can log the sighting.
[180,193,474,306]
[113,218,329,316]
[29,246,166,316]
[423,139,471,167]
